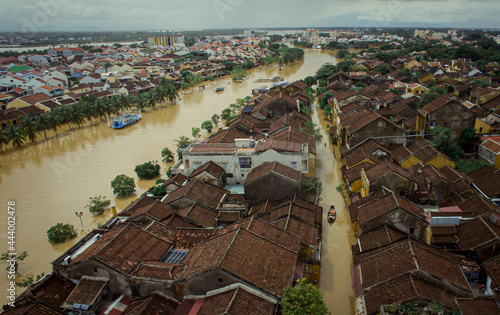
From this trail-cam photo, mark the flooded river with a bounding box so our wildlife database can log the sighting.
[0,48,355,313]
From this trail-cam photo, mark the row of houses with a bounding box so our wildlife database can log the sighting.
[2,80,323,314]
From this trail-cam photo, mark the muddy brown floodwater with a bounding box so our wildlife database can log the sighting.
[0,48,354,313]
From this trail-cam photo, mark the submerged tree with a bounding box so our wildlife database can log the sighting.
[111,174,136,197]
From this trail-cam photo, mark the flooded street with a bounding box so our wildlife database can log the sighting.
[314,108,357,315]
[0,48,355,311]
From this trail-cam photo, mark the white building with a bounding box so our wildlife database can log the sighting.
[171,138,310,185]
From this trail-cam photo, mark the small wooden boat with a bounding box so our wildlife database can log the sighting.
[111,113,141,129]
[215,87,225,92]
[327,205,336,223]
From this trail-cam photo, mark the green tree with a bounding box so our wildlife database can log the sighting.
[192,127,201,139]
[280,279,330,315]
[6,124,25,147]
[456,159,491,173]
[221,108,232,120]
[458,127,478,149]
[0,251,28,274]
[304,76,317,87]
[134,162,161,180]
[85,196,111,215]
[161,147,175,163]
[319,93,334,110]
[336,49,348,59]
[134,93,148,112]
[56,105,73,130]
[300,176,323,198]
[46,223,77,244]
[231,67,248,81]
[303,122,323,142]
[431,127,464,161]
[150,184,167,197]
[0,130,9,151]
[111,174,136,197]
[46,110,61,135]
[16,272,45,288]
[36,114,49,140]
[20,116,40,143]
[315,63,337,81]
[201,120,214,133]
[70,105,86,128]
[211,113,220,126]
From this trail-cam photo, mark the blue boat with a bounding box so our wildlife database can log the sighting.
[111,113,141,129]
[215,87,225,92]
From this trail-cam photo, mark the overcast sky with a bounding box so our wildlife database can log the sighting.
[1,0,499,32]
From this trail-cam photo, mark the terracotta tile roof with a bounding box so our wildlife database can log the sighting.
[391,145,415,164]
[356,192,426,224]
[348,189,391,223]
[481,139,500,154]
[216,216,300,253]
[143,221,176,243]
[481,94,500,110]
[179,228,298,297]
[245,161,301,185]
[363,274,462,314]
[188,161,225,181]
[15,273,75,309]
[252,93,297,114]
[268,127,316,155]
[342,162,371,182]
[17,93,52,106]
[119,196,156,216]
[207,128,250,144]
[482,255,500,288]
[419,95,454,114]
[270,216,318,247]
[227,113,261,131]
[358,225,407,252]
[128,200,176,221]
[467,165,497,181]
[133,261,184,280]
[163,180,228,210]
[472,170,500,198]
[354,139,391,156]
[359,239,471,294]
[162,173,188,187]
[438,166,470,183]
[259,202,317,226]
[2,301,66,314]
[365,159,413,183]
[122,293,179,315]
[254,140,303,154]
[160,213,200,230]
[177,204,218,227]
[65,276,108,306]
[189,143,236,154]
[268,115,301,134]
[456,296,500,315]
[458,195,500,217]
[174,228,216,250]
[345,149,379,167]
[247,200,277,216]
[456,217,500,251]
[71,224,173,274]
[17,105,44,116]
[197,284,276,315]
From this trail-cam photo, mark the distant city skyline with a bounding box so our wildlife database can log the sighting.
[1,0,499,32]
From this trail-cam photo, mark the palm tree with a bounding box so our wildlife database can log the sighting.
[20,116,41,143]
[147,90,159,110]
[70,105,86,128]
[36,114,49,140]
[45,111,61,136]
[56,105,73,130]
[81,101,95,125]
[153,86,166,107]
[0,130,9,152]
[134,93,148,112]
[164,82,179,103]
[108,95,122,115]
[159,76,169,87]
[92,99,107,121]
[120,94,132,112]
[6,124,25,147]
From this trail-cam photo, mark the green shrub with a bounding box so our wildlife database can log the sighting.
[111,174,136,196]
[134,162,161,179]
[85,195,111,215]
[150,184,167,197]
[47,223,77,244]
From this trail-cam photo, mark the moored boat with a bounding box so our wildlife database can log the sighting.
[111,113,141,129]
[215,87,225,92]
[327,205,336,223]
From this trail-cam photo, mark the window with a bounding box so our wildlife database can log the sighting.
[226,173,233,178]
[429,121,435,129]
[443,121,448,128]
[222,162,228,170]
[239,157,252,169]
[93,267,98,273]
[241,173,244,178]
[185,159,189,169]
[194,162,201,169]
[409,228,415,235]
[131,286,140,297]
[291,162,297,169]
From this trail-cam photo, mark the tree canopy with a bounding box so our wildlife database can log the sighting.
[280,279,330,315]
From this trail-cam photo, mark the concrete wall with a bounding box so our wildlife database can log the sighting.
[349,118,406,149]
[371,173,414,199]
[425,101,475,139]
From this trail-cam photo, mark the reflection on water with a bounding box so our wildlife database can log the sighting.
[0,49,347,307]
